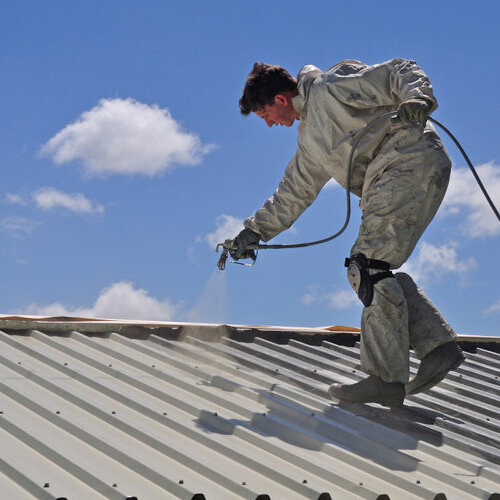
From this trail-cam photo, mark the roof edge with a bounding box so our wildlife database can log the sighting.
[0,315,498,344]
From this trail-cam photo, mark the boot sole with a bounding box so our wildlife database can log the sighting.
[406,353,465,396]
[379,397,405,408]
[329,385,405,407]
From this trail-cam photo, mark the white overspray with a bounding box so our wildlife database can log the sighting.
[188,269,228,324]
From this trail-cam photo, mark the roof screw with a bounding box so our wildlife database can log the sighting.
[112,411,116,415]
[108,364,112,367]
[163,412,167,416]
[302,479,308,484]
[262,412,267,416]
[275,369,279,372]
[471,480,476,484]
[242,482,247,486]
[0,411,3,415]
[112,483,117,487]
[486,418,490,421]
[44,483,49,488]
[359,482,363,486]
[311,412,315,417]
[178,480,184,484]
[56,411,60,415]
[18,361,21,365]
[313,369,317,373]
[416,480,421,484]
[214,412,218,417]
[64,362,68,366]
[151,365,155,368]
[352,370,356,373]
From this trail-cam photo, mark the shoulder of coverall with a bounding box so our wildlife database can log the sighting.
[324,59,366,74]
[291,64,323,117]
[291,60,370,116]
[325,58,428,78]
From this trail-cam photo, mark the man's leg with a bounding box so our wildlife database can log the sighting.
[360,275,409,384]
[329,134,457,404]
[329,257,408,407]
[395,272,456,358]
[395,272,465,395]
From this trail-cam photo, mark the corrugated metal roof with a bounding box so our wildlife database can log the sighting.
[0,323,498,500]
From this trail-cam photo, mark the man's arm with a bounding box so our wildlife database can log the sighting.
[243,149,331,242]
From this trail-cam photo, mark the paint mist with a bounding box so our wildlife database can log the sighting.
[188,269,228,324]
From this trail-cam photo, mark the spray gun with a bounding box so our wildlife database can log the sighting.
[216,238,257,270]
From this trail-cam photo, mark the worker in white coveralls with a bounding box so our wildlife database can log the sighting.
[229,58,465,407]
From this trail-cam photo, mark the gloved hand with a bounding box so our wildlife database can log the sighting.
[229,228,260,261]
[397,98,432,127]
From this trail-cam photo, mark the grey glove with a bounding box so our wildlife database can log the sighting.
[398,98,431,127]
[230,228,260,261]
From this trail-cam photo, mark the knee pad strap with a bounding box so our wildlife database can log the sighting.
[345,254,394,307]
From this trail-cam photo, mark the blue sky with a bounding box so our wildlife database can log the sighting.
[2,1,499,336]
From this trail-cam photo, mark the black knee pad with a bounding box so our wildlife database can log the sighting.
[345,253,394,307]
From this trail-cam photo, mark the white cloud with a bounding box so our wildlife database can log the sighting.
[203,214,244,249]
[302,284,359,310]
[41,98,215,177]
[442,162,500,237]
[33,187,104,214]
[0,216,37,235]
[399,242,476,285]
[22,281,180,321]
[325,289,359,309]
[302,284,321,305]
[323,178,339,190]
[5,193,27,205]
[5,188,103,215]
[485,298,500,314]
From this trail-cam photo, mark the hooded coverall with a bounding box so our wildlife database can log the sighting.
[243,58,456,384]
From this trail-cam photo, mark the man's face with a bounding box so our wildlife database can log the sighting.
[254,94,297,128]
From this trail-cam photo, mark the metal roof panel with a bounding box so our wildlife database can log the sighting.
[0,325,498,499]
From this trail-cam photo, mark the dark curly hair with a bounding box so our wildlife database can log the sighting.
[239,63,297,115]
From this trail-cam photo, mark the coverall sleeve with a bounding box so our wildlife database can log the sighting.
[330,58,438,112]
[244,148,331,242]
[389,58,438,111]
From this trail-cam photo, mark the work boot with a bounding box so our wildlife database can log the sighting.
[328,375,405,407]
[406,341,465,395]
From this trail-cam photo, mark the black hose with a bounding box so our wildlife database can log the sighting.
[429,117,500,222]
[253,112,500,251]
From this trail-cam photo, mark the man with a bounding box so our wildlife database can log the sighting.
[230,58,465,407]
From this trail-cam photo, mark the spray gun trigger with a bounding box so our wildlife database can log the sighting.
[216,238,237,253]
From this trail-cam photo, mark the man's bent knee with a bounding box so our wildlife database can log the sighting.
[346,253,395,307]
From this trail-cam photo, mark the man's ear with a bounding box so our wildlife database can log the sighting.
[273,94,288,105]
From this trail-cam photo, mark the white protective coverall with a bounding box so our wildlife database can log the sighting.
[243,58,457,384]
